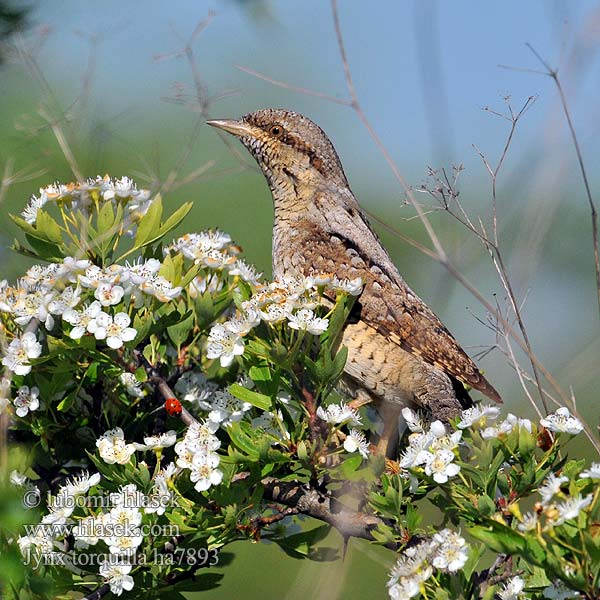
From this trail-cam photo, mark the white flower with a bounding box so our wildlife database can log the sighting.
[96,428,137,465]
[205,323,245,367]
[387,538,434,599]
[517,511,539,532]
[91,312,137,349]
[107,532,143,556]
[224,313,260,336]
[10,470,28,486]
[94,283,125,306]
[120,372,145,398]
[48,286,81,317]
[579,462,600,480]
[344,429,370,458]
[63,300,104,339]
[139,276,182,303]
[305,273,333,287]
[43,489,75,524]
[287,309,329,335]
[13,289,56,329]
[63,471,101,495]
[13,385,40,417]
[99,563,134,596]
[540,407,583,435]
[175,420,221,471]
[538,473,568,506]
[2,332,42,375]
[174,371,217,404]
[251,410,290,441]
[431,529,469,572]
[21,193,47,224]
[317,402,362,426]
[388,578,421,600]
[55,257,91,282]
[258,303,290,323]
[498,576,525,600]
[401,407,425,433]
[134,431,177,451]
[330,276,363,296]
[72,515,103,547]
[190,453,223,492]
[481,413,532,439]
[110,483,146,510]
[422,449,460,484]
[543,581,581,599]
[205,390,251,427]
[18,529,54,558]
[457,405,500,429]
[553,494,593,525]
[228,259,262,284]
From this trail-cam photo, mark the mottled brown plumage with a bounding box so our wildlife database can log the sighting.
[208,109,500,437]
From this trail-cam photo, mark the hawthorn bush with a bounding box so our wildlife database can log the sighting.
[0,177,599,600]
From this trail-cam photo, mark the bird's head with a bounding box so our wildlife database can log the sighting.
[207,109,349,201]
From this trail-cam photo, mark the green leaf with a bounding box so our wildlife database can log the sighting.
[97,199,115,235]
[297,440,309,461]
[476,494,497,517]
[249,365,272,383]
[158,201,193,237]
[166,311,195,348]
[56,392,76,412]
[132,312,154,346]
[134,195,163,248]
[228,383,272,410]
[9,214,41,238]
[194,292,217,329]
[24,234,62,261]
[35,210,64,245]
[272,524,331,558]
[468,522,526,555]
[179,262,202,289]
[329,345,348,381]
[159,251,183,285]
[226,423,260,460]
[340,452,363,478]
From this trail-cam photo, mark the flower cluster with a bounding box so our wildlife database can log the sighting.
[516,471,594,533]
[316,401,369,458]
[21,176,152,226]
[17,466,179,597]
[540,407,584,435]
[399,408,462,484]
[174,373,253,429]
[480,412,533,439]
[204,274,362,368]
[387,528,469,599]
[317,401,362,426]
[165,231,262,286]
[174,420,223,492]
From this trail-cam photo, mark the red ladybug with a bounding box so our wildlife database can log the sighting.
[165,397,182,416]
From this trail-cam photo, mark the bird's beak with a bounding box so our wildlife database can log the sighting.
[206,118,254,138]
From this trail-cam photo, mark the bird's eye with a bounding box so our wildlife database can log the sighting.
[269,125,283,137]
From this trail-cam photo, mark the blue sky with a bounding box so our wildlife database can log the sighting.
[29,0,600,181]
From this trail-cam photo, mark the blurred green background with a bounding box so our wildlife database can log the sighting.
[1,1,599,597]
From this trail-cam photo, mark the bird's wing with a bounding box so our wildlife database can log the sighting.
[296,194,501,402]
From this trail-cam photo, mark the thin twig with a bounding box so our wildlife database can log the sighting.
[235,65,352,106]
[503,44,600,318]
